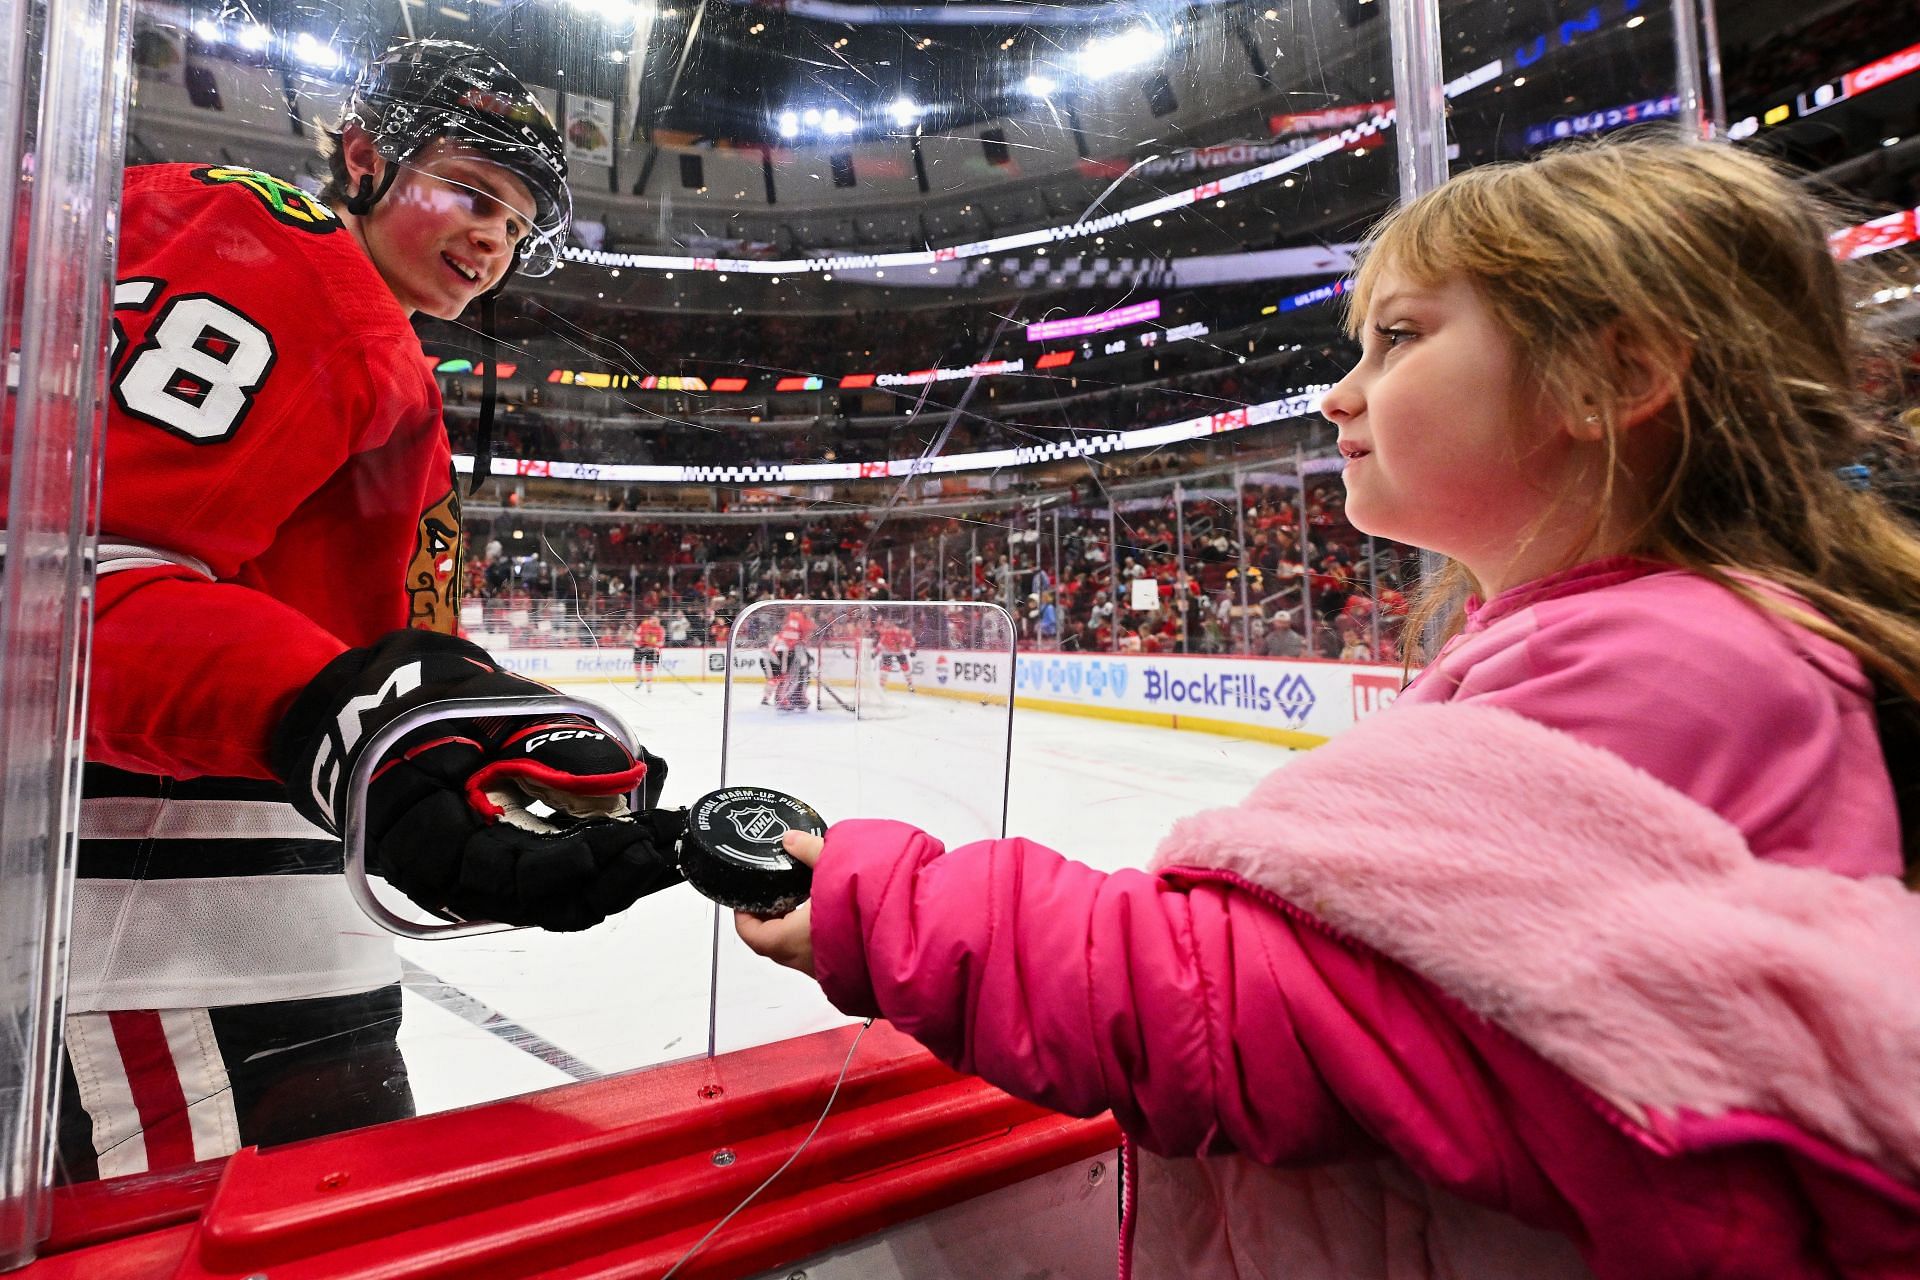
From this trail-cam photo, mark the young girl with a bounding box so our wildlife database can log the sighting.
[738,137,1920,1278]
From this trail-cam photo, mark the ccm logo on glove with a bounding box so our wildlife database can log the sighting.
[523,727,608,752]
[271,630,687,931]
[303,659,429,828]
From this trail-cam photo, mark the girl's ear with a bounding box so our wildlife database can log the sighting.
[1571,327,1685,442]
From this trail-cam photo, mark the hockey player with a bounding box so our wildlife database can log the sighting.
[632,614,666,692]
[875,620,917,693]
[48,41,685,1183]
[763,611,815,711]
[761,635,787,706]
[781,641,817,711]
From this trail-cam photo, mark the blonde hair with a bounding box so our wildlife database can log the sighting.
[1346,134,1920,885]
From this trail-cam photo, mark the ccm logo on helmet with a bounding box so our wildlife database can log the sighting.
[524,727,608,753]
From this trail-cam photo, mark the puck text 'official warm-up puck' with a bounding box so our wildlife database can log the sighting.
[678,787,825,914]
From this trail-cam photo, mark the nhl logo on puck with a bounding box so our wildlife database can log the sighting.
[679,787,825,914]
[727,804,785,843]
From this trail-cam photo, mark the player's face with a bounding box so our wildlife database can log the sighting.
[363,141,538,319]
[1319,270,1580,593]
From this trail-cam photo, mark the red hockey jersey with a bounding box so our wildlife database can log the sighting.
[82,164,457,781]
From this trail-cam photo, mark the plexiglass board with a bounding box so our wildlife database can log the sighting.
[709,598,1013,1054]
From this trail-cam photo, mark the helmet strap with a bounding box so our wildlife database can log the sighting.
[344,162,400,216]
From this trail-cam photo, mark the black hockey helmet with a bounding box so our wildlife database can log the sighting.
[340,39,571,277]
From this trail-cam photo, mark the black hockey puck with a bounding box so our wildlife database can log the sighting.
[678,787,825,914]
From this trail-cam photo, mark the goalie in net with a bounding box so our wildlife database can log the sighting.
[815,620,914,719]
[762,609,815,712]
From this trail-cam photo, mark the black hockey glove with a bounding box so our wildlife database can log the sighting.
[271,630,686,932]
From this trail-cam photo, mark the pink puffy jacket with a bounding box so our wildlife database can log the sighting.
[808,564,1920,1278]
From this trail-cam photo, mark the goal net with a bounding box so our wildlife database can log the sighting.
[815,636,909,720]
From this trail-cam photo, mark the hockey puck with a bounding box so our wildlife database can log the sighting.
[678,787,825,914]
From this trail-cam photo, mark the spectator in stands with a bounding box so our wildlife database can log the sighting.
[1336,615,1373,662]
[1198,613,1226,654]
[1261,610,1307,658]
[1034,593,1059,647]
[664,608,691,647]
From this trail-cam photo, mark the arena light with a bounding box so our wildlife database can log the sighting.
[777,110,799,138]
[567,0,651,27]
[292,31,341,70]
[1024,73,1058,97]
[191,17,220,41]
[236,23,271,51]
[886,97,922,128]
[1076,26,1164,80]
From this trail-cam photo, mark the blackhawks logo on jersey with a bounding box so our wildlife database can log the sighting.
[407,476,463,634]
[190,166,339,233]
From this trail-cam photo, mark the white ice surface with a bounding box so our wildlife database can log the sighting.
[397,668,1301,1116]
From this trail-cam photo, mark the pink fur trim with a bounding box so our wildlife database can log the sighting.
[1149,702,1920,1181]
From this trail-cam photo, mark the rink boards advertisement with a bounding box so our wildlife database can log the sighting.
[474,641,1404,748]
[996,650,1402,747]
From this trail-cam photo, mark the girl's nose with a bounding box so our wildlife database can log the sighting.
[1320,370,1363,425]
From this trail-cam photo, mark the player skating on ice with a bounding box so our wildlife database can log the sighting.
[42,41,686,1183]
[632,614,665,692]
[876,620,916,693]
[761,628,792,706]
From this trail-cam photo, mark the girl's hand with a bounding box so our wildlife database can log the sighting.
[734,829,824,977]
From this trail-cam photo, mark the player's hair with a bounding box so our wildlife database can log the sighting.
[1345,134,1920,885]
[316,127,353,209]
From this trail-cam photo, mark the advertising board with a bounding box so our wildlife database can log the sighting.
[487,645,1404,748]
